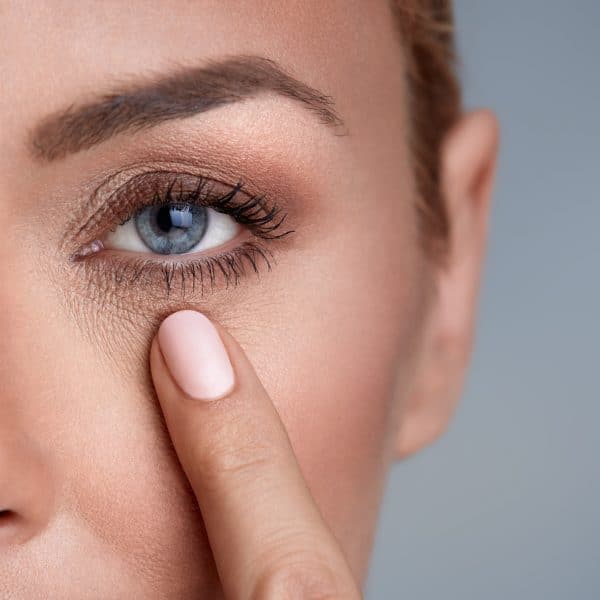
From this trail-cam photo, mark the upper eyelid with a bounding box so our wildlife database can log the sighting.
[61,157,268,234]
[80,170,238,232]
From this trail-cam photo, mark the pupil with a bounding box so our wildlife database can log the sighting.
[157,205,174,232]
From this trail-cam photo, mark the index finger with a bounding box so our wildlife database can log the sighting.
[150,310,361,599]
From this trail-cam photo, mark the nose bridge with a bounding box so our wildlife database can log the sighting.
[0,251,57,548]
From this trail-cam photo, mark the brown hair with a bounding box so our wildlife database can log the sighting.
[392,0,461,260]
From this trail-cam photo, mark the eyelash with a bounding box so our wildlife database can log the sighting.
[74,171,294,297]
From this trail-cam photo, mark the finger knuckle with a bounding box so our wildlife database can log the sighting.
[198,434,274,491]
[250,557,355,600]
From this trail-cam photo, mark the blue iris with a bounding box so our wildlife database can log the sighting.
[135,203,208,254]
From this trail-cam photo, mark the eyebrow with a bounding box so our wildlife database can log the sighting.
[29,55,345,162]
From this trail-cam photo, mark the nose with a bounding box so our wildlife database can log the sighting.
[0,240,58,550]
[0,426,54,547]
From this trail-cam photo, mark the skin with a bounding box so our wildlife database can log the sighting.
[0,1,498,597]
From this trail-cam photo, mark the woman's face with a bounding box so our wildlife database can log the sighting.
[1,1,496,596]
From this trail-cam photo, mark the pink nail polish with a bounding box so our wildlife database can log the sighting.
[158,310,235,401]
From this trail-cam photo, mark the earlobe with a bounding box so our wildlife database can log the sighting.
[393,109,499,460]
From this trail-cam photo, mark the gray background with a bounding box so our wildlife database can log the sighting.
[366,2,599,598]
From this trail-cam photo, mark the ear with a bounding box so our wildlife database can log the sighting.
[394,109,499,459]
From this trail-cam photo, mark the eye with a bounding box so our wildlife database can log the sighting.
[71,172,295,298]
[103,202,241,256]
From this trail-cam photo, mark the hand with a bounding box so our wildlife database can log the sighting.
[150,310,363,599]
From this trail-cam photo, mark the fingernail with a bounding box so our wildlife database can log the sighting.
[158,310,235,401]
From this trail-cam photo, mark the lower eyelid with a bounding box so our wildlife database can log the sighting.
[76,239,275,301]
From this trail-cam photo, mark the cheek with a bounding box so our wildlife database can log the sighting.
[230,192,424,578]
[0,292,217,594]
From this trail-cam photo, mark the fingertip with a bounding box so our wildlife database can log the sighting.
[154,310,235,403]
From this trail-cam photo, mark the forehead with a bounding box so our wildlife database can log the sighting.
[0,1,406,161]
